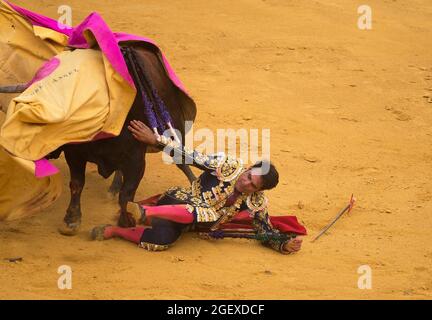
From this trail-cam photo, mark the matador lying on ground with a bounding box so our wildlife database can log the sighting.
[91,120,307,254]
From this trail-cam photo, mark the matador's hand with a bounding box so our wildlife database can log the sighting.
[283,237,303,253]
[128,120,159,146]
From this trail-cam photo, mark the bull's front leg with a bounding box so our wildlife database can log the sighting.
[59,152,87,236]
[108,170,123,198]
[176,163,196,183]
[117,152,145,227]
[172,152,196,183]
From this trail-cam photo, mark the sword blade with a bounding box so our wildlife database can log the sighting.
[312,194,356,242]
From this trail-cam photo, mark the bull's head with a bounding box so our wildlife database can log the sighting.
[0,84,27,113]
[0,84,27,94]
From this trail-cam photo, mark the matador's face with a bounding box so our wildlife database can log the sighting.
[234,169,264,194]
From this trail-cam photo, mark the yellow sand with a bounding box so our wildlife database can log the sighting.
[0,0,431,299]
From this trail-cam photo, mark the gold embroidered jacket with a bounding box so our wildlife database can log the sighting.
[155,136,294,254]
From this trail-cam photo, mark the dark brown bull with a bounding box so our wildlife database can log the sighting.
[0,42,197,234]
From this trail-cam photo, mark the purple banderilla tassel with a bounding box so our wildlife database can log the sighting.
[138,62,173,132]
[141,90,159,131]
[124,46,162,133]
[152,88,173,127]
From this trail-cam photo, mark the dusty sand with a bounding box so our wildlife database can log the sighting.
[1,0,431,299]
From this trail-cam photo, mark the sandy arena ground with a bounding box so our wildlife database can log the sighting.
[1,0,432,299]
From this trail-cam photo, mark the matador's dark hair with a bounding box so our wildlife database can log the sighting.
[251,160,279,191]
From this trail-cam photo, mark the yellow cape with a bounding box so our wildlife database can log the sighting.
[0,0,136,220]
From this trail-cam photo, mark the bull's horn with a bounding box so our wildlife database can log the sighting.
[0,84,27,93]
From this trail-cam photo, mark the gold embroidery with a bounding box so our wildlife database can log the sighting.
[166,186,178,193]
[246,192,268,213]
[191,179,201,197]
[185,204,195,214]
[210,194,246,230]
[174,190,188,201]
[213,200,226,211]
[216,156,244,182]
[194,206,220,223]
[224,184,234,195]
[159,156,248,225]
[202,190,214,205]
[211,186,224,201]
[139,242,170,251]
[191,197,202,206]
[206,153,226,170]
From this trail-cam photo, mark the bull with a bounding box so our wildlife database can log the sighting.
[0,42,197,235]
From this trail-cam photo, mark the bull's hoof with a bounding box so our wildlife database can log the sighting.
[117,212,136,228]
[58,222,80,236]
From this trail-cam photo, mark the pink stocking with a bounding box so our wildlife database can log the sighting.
[141,204,194,224]
[105,226,145,244]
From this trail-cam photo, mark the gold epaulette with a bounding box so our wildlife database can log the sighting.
[246,191,268,213]
[215,155,244,182]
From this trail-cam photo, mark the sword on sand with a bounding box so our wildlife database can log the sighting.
[312,194,356,242]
